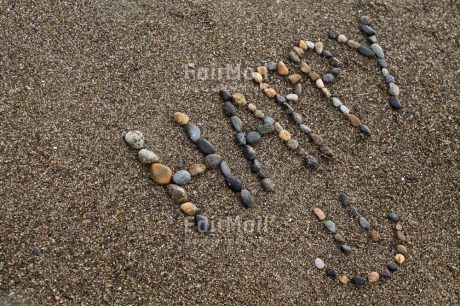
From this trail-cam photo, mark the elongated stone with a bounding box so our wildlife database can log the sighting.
[240,189,254,207]
[313,208,326,220]
[225,175,242,192]
[185,123,201,142]
[197,139,215,155]
[359,216,371,229]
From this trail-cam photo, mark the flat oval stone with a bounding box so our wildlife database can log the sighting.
[258,123,274,135]
[368,272,380,283]
[197,139,215,155]
[360,16,370,25]
[185,123,201,142]
[327,269,337,277]
[370,43,384,59]
[32,247,40,255]
[347,114,361,127]
[244,145,257,160]
[138,149,159,164]
[125,131,144,149]
[279,130,291,141]
[276,94,286,104]
[325,220,336,233]
[332,97,342,107]
[388,263,398,272]
[382,68,389,76]
[315,258,325,269]
[292,112,303,124]
[347,39,361,49]
[316,79,324,89]
[359,46,375,57]
[266,61,277,71]
[396,245,408,255]
[300,124,312,134]
[388,212,399,222]
[235,133,246,145]
[261,178,274,192]
[352,276,366,285]
[225,175,242,192]
[246,131,261,145]
[150,163,173,185]
[370,230,380,242]
[252,71,263,83]
[189,163,206,176]
[173,112,190,125]
[287,139,299,150]
[220,161,232,177]
[339,105,349,115]
[251,159,262,173]
[232,93,247,106]
[340,244,351,254]
[195,215,210,232]
[295,83,302,95]
[172,170,192,185]
[299,40,308,50]
[339,193,350,206]
[359,216,371,229]
[254,110,265,118]
[264,116,275,125]
[180,202,199,216]
[223,102,237,117]
[360,124,372,135]
[328,29,339,39]
[330,57,342,67]
[323,73,334,83]
[305,155,318,168]
[289,51,300,63]
[395,254,405,264]
[204,154,222,168]
[167,184,188,204]
[385,74,395,84]
[390,96,402,109]
[313,207,326,220]
[389,83,400,96]
[220,90,232,101]
[286,94,299,102]
[378,58,388,68]
[334,233,345,243]
[360,24,376,36]
[240,189,254,207]
[368,35,377,44]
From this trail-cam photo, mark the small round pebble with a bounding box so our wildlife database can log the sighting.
[223,102,237,117]
[150,163,173,185]
[180,202,199,216]
[389,83,400,96]
[327,269,337,277]
[382,68,389,76]
[189,163,206,176]
[388,263,398,272]
[359,216,371,229]
[246,131,261,145]
[339,275,349,284]
[352,276,366,285]
[220,161,232,177]
[380,270,391,278]
[266,61,277,71]
[328,29,339,39]
[370,230,380,242]
[32,247,40,255]
[323,73,334,83]
[315,258,325,269]
[313,207,326,221]
[332,97,342,107]
[388,212,399,222]
[330,68,341,76]
[167,184,188,204]
[300,124,312,134]
[244,145,257,160]
[220,90,232,101]
[368,272,380,283]
[232,93,247,106]
[235,133,246,145]
[325,220,336,233]
[340,245,351,254]
[338,34,347,43]
[173,112,189,125]
[305,155,318,168]
[390,96,402,109]
[225,175,242,192]
[339,193,350,206]
[197,139,215,155]
[124,131,144,149]
[138,149,159,164]
[395,254,405,264]
[261,178,274,192]
[359,46,375,57]
[385,74,395,84]
[286,94,299,102]
[185,123,201,142]
[195,215,210,233]
[240,189,254,208]
[276,94,286,104]
[287,139,299,150]
[231,116,243,132]
[396,245,408,256]
[172,170,192,185]
[339,105,350,115]
[258,123,274,135]
[251,159,262,173]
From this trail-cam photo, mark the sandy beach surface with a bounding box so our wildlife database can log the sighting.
[1,0,459,304]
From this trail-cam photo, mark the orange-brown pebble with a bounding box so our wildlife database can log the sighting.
[252,72,263,83]
[299,40,308,50]
[257,66,267,75]
[313,207,326,221]
[173,112,189,125]
[396,223,403,231]
[339,275,349,284]
[396,245,408,255]
[395,253,405,264]
[370,230,380,242]
[180,202,199,216]
[308,71,320,81]
[277,61,289,75]
[232,93,247,106]
[300,62,311,73]
[279,130,292,141]
[316,79,324,89]
[150,163,173,185]
[396,230,406,242]
[368,272,380,283]
[347,114,361,127]
[189,163,206,176]
[254,110,265,118]
[288,74,302,84]
[293,46,304,56]
[264,88,277,98]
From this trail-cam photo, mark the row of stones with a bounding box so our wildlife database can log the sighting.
[221,90,321,169]
[124,130,210,232]
[313,194,408,285]
[328,16,402,109]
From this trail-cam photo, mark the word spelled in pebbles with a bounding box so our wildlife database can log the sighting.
[150,163,173,185]
[125,131,144,149]
[240,189,254,207]
[167,184,188,204]
[195,215,210,233]
[138,149,159,164]
[185,123,201,142]
[172,170,192,185]
[197,139,215,155]
[315,258,325,269]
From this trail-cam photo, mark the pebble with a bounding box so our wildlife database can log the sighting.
[378,58,388,68]
[276,94,286,104]
[197,139,215,155]
[223,102,237,117]
[180,202,199,216]
[325,220,336,233]
[167,184,188,204]
[252,71,263,83]
[385,74,396,84]
[339,194,350,206]
[332,97,342,107]
[349,206,359,218]
[235,133,246,145]
[314,42,323,54]
[388,212,399,222]
[370,43,384,59]
[359,46,375,57]
[247,103,257,112]
[360,124,372,135]
[368,35,377,44]
[313,207,326,220]
[287,139,299,150]
[189,163,206,176]
[315,258,325,269]
[288,74,302,84]
[240,189,254,207]
[299,40,308,50]
[32,247,40,255]
[232,93,247,106]
[368,272,380,283]
[204,154,222,169]
[246,131,261,145]
[220,161,232,177]
[339,275,349,284]
[286,94,299,102]
[277,61,289,75]
[309,133,324,146]
[305,155,318,168]
[396,223,403,231]
[225,175,242,192]
[389,83,400,96]
[293,46,304,57]
[322,88,331,99]
[300,62,311,73]
[388,263,398,272]
[316,79,324,89]
[339,105,350,115]
[330,68,341,76]
[330,57,342,67]
[289,51,301,63]
[295,83,302,96]
[323,73,334,83]
[264,116,275,125]
[124,131,144,149]
[395,254,405,264]
[173,112,190,125]
[327,269,337,277]
[352,276,366,285]
[347,39,361,49]
[266,61,277,71]
[360,25,376,36]
[231,116,243,132]
[380,270,391,278]
[274,122,283,133]
[254,110,265,118]
[320,146,334,158]
[308,71,320,81]
[258,171,266,179]
[322,50,332,58]
[138,149,159,164]
[328,29,339,39]
[251,159,262,173]
[306,41,315,49]
[259,83,269,90]
[347,114,361,127]
[172,170,192,185]
[257,66,267,75]
[258,123,274,135]
[292,112,303,124]
[279,130,291,141]
[185,123,201,142]
[360,16,370,25]
[264,88,277,98]
[370,230,380,242]
[150,163,173,185]
[296,147,306,156]
[285,103,296,115]
[300,124,312,134]
[334,233,345,243]
[244,145,257,160]
[396,231,406,242]
[195,215,210,232]
[382,68,389,76]
[359,216,371,229]
[338,34,348,43]
[341,245,351,254]
[261,178,274,192]
[396,245,408,255]
[220,90,232,101]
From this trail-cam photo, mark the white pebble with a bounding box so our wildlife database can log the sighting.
[315,258,325,269]
[286,94,299,102]
[338,34,348,43]
[382,68,389,77]
[339,105,350,115]
[332,97,342,107]
[125,131,144,149]
[138,149,159,164]
[305,41,315,49]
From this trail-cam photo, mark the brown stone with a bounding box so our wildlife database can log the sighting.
[313,207,326,221]
[288,74,302,84]
[299,40,308,50]
[167,184,188,204]
[254,110,264,118]
[396,245,408,255]
[370,230,380,242]
[339,275,349,284]
[368,271,380,283]
[395,223,403,231]
[232,93,247,106]
[321,88,331,98]
[257,66,267,75]
[150,163,172,185]
[173,112,189,125]
[347,114,361,127]
[308,71,320,81]
[264,88,277,98]
[300,62,311,73]
[347,39,361,49]
[279,130,292,141]
[189,163,206,176]
[277,61,289,75]
[309,133,324,146]
[252,72,263,83]
[395,253,405,264]
[180,202,199,216]
[293,46,304,56]
[396,230,406,242]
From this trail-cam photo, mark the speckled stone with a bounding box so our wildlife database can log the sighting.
[125,130,144,149]
[352,276,366,285]
[382,68,389,76]
[150,163,173,185]
[389,83,400,96]
[306,41,315,49]
[325,220,336,233]
[323,73,334,83]
[189,164,206,176]
[305,155,318,168]
[266,61,277,71]
[232,93,247,106]
[261,178,274,192]
[313,207,326,220]
[205,154,222,168]
[138,149,159,164]
[292,112,303,124]
[172,170,192,185]
[370,43,384,59]
[195,215,210,233]
[235,133,246,145]
[287,139,299,150]
[360,24,376,36]
[258,123,274,135]
[300,124,312,134]
[279,130,292,141]
[180,202,199,216]
[185,123,201,142]
[286,94,299,102]
[277,61,289,75]
[196,139,215,155]
[220,90,232,101]
[231,116,243,132]
[288,74,302,84]
[240,189,254,208]
[246,131,261,145]
[173,112,190,125]
[332,97,342,107]
[220,161,232,177]
[223,102,237,117]
[359,46,375,57]
[328,29,339,39]
[225,175,242,192]
[314,42,323,54]
[315,258,325,269]
[368,272,380,283]
[244,145,257,160]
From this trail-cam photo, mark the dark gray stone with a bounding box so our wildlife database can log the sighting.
[231,116,243,132]
[370,43,384,59]
[380,269,391,278]
[240,189,254,208]
[359,216,371,229]
[220,90,232,101]
[195,215,210,232]
[322,50,332,58]
[349,206,359,217]
[244,145,256,160]
[185,123,201,142]
[328,29,340,39]
[326,268,337,277]
[385,74,395,84]
[339,193,350,206]
[330,68,341,76]
[360,24,376,36]
[246,131,261,145]
[305,155,318,168]
[225,175,242,192]
[266,61,277,71]
[205,154,222,168]
[258,123,274,135]
[196,139,215,155]
[261,178,274,192]
[368,35,377,44]
[390,96,402,109]
[32,247,40,255]
[223,102,237,117]
[352,276,366,285]
[220,161,232,177]
[360,16,370,25]
[388,263,398,272]
[378,58,388,68]
[340,245,351,254]
[251,159,262,173]
[360,124,372,135]
[388,212,399,222]
[276,94,286,104]
[359,46,375,57]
